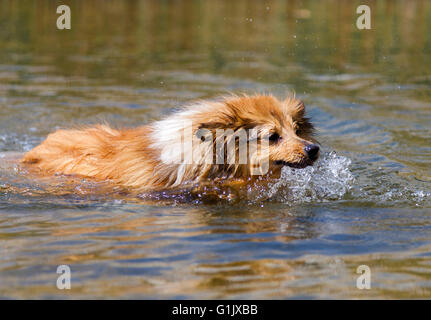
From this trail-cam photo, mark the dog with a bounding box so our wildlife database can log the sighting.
[21,94,319,194]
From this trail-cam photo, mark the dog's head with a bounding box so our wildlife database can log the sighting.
[197,94,319,176]
[152,94,318,185]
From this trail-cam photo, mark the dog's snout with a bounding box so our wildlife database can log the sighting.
[304,144,319,160]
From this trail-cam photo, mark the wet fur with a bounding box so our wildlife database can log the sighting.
[21,94,317,192]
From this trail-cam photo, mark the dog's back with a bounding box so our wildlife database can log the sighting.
[21,125,162,189]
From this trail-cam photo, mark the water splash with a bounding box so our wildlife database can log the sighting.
[263,151,355,203]
[3,150,429,207]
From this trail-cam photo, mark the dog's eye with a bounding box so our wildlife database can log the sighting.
[268,133,281,142]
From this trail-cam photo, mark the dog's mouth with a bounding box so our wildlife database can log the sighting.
[273,159,315,169]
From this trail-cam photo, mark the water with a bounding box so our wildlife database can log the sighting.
[1,0,431,299]
[266,151,355,203]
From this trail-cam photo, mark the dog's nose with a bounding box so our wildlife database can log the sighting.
[304,144,319,160]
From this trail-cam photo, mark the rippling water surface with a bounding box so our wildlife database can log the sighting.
[1,0,431,299]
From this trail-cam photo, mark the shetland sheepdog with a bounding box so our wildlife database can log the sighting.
[21,94,319,193]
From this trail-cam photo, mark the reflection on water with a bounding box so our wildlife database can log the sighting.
[0,0,431,298]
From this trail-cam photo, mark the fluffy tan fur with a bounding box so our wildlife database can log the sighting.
[21,94,318,192]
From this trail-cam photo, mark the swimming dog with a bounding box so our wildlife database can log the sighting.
[21,94,319,192]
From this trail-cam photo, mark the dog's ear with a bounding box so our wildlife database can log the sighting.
[285,98,305,119]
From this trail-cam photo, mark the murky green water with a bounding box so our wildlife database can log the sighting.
[1,0,431,299]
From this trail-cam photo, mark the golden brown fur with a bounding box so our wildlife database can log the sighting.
[21,94,318,192]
